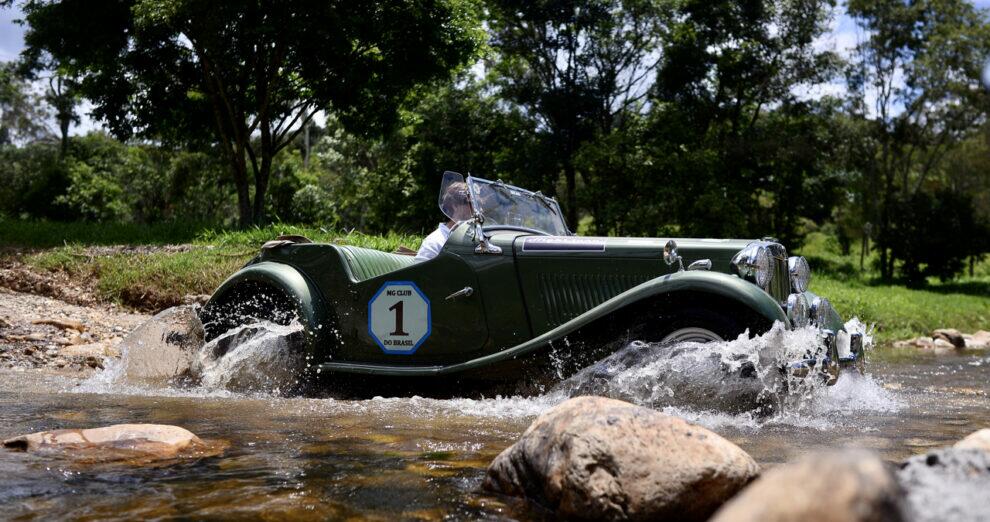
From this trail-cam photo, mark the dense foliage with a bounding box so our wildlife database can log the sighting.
[1,0,989,283]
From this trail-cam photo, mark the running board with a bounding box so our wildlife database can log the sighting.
[317,361,448,377]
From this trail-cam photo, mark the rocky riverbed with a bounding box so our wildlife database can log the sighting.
[0,288,148,373]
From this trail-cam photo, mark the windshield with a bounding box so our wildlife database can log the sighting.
[467,177,569,236]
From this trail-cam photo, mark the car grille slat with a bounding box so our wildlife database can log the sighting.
[769,254,789,304]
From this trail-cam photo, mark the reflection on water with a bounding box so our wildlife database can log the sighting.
[1,320,988,520]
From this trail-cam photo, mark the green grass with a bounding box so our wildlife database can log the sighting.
[2,220,421,310]
[2,220,987,343]
[810,275,990,344]
[797,231,990,343]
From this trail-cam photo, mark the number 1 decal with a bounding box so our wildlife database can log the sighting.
[388,300,409,336]
[368,281,431,354]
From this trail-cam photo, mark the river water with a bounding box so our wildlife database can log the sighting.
[1,323,988,520]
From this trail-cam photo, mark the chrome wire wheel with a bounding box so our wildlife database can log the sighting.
[661,327,724,344]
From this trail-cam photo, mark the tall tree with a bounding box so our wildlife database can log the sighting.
[0,61,50,145]
[846,0,990,278]
[649,0,839,243]
[487,0,669,226]
[11,0,482,226]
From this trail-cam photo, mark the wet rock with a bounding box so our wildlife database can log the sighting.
[895,330,990,351]
[61,342,113,359]
[932,328,966,348]
[483,396,759,521]
[898,448,990,522]
[964,331,990,349]
[118,305,205,386]
[894,336,958,351]
[710,450,905,522]
[3,423,204,461]
[954,429,990,453]
[182,294,211,305]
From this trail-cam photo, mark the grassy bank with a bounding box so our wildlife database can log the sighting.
[1,220,987,343]
[797,231,990,343]
[1,220,421,311]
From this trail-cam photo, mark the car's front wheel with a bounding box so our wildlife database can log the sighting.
[645,304,759,345]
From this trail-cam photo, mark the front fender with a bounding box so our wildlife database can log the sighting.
[206,261,327,349]
[616,270,789,326]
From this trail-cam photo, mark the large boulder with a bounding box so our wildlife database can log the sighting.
[932,328,966,349]
[483,396,759,521]
[710,450,906,522]
[3,423,207,462]
[964,331,990,349]
[118,306,205,385]
[898,448,990,522]
[954,428,990,452]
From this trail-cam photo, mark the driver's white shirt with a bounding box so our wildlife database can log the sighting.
[415,222,452,261]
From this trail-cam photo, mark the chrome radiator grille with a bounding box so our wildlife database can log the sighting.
[768,252,790,304]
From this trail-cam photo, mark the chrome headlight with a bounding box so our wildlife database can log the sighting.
[730,242,773,289]
[810,296,833,327]
[786,293,810,327]
[787,256,811,293]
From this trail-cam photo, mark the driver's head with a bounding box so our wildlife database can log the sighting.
[440,181,472,222]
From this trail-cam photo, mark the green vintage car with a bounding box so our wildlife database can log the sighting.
[200,172,862,386]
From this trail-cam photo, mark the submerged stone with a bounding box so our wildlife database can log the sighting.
[711,450,905,522]
[2,423,222,464]
[483,396,759,521]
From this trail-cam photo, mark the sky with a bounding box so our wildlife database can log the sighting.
[2,2,990,135]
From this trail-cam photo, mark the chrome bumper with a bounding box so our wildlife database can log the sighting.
[787,330,865,385]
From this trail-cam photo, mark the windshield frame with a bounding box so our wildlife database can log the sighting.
[466,176,571,236]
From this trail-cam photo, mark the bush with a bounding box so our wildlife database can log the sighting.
[292,184,336,225]
[887,190,989,283]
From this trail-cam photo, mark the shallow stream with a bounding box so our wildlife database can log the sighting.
[1,322,988,520]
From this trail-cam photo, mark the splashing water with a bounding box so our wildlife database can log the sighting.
[78,313,898,431]
[77,319,307,397]
[194,321,308,395]
[541,318,899,428]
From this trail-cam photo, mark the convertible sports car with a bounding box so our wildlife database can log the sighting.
[200,172,863,386]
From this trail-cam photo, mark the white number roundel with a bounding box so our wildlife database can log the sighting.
[368,281,431,354]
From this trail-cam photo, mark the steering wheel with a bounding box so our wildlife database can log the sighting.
[482,225,552,236]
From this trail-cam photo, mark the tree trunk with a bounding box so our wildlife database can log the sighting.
[252,154,272,226]
[58,118,70,159]
[231,154,253,228]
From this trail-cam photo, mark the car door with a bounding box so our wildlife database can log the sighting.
[346,250,491,365]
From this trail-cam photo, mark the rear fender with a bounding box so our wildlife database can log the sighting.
[204,261,327,353]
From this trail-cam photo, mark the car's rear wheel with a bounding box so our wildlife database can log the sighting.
[198,283,311,394]
[201,282,299,344]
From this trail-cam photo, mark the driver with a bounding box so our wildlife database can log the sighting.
[415,181,472,261]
